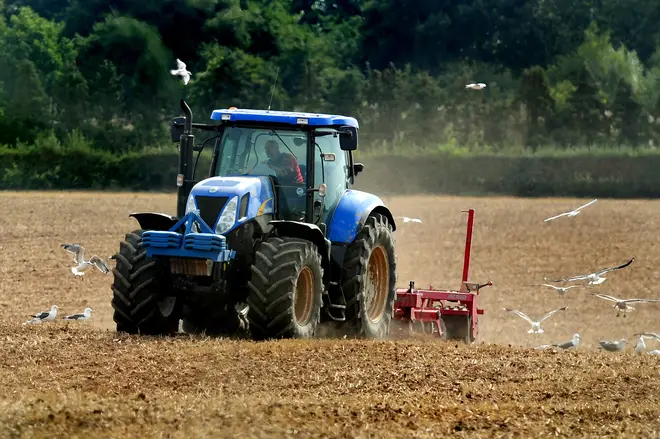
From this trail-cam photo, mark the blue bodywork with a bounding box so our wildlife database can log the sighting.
[326,189,395,244]
[211,108,359,129]
[143,176,274,261]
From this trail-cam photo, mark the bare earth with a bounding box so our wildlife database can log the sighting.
[1,191,660,438]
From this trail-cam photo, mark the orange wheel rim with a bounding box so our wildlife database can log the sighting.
[294,266,314,325]
[365,245,389,323]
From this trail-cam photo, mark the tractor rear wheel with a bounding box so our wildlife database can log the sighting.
[111,229,181,335]
[246,237,323,340]
[340,213,397,339]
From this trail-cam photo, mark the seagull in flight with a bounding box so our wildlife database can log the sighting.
[170,58,192,85]
[544,199,597,222]
[539,284,584,295]
[23,305,58,325]
[61,244,110,277]
[465,83,486,90]
[63,307,93,321]
[396,216,422,223]
[599,338,627,352]
[590,293,660,317]
[503,306,568,334]
[544,257,634,286]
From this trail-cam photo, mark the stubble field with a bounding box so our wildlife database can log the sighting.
[1,191,660,438]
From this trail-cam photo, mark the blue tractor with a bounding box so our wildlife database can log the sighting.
[110,100,397,340]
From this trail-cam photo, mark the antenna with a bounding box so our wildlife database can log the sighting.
[268,66,280,111]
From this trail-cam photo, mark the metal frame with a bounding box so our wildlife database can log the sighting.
[392,209,492,342]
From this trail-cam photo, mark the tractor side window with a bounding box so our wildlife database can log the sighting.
[314,130,349,221]
[215,128,249,176]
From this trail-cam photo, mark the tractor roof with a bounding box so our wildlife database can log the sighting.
[210,108,359,129]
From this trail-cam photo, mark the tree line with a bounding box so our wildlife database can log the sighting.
[1,0,660,155]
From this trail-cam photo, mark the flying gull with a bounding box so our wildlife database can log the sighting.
[503,306,568,334]
[633,332,660,342]
[23,305,58,325]
[589,293,660,317]
[598,338,627,352]
[61,244,110,277]
[544,257,634,286]
[539,284,585,295]
[553,333,580,350]
[170,58,192,85]
[465,83,486,90]
[634,335,648,355]
[544,199,597,222]
[648,350,660,356]
[63,307,93,321]
[396,216,422,223]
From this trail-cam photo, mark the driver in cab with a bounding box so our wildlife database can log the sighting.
[263,139,304,185]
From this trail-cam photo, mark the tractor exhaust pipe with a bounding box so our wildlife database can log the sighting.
[176,99,195,218]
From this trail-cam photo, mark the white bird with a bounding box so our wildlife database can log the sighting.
[633,332,660,342]
[553,333,580,350]
[61,244,110,277]
[396,216,422,223]
[539,284,584,295]
[544,257,634,286]
[634,335,647,355]
[465,83,486,90]
[170,58,192,85]
[648,350,660,355]
[503,306,568,334]
[544,199,598,222]
[589,293,660,317]
[24,305,58,325]
[599,338,627,352]
[63,307,93,321]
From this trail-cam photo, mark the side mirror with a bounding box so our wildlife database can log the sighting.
[353,163,364,176]
[338,126,358,151]
[171,117,186,143]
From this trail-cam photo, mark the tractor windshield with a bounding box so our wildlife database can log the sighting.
[213,126,309,220]
[214,127,308,186]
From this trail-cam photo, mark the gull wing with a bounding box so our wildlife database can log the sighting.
[544,273,591,282]
[575,199,598,211]
[544,211,571,222]
[61,243,85,264]
[90,256,109,274]
[176,58,186,70]
[592,293,620,303]
[538,306,568,323]
[540,284,561,290]
[503,308,534,325]
[622,298,660,304]
[30,311,49,319]
[552,339,575,349]
[596,257,634,276]
[635,332,660,342]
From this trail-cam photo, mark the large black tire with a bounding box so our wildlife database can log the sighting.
[246,237,323,340]
[339,213,397,338]
[111,230,181,335]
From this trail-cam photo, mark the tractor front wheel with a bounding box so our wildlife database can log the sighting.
[111,229,181,335]
[340,213,397,339]
[246,237,323,340]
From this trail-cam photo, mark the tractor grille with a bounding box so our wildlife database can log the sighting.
[195,195,228,230]
[170,257,211,276]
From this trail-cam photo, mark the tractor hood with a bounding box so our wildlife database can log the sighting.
[185,175,275,235]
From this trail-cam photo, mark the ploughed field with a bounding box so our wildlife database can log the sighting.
[1,191,660,437]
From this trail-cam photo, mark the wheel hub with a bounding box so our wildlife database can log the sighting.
[294,266,315,325]
[364,245,389,323]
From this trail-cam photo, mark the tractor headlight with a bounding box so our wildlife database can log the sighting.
[215,196,238,234]
[185,193,197,214]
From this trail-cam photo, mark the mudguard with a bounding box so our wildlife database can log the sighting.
[326,189,396,244]
[129,212,179,231]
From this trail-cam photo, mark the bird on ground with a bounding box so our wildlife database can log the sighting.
[590,294,660,317]
[599,338,627,352]
[24,305,58,325]
[539,284,585,295]
[61,244,110,277]
[465,83,486,90]
[62,307,93,321]
[544,257,634,286]
[544,199,598,222]
[503,306,568,334]
[170,58,192,85]
[634,335,647,355]
[553,333,581,350]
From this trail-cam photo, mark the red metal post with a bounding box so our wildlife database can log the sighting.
[461,209,475,284]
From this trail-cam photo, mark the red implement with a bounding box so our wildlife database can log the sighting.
[392,209,492,342]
